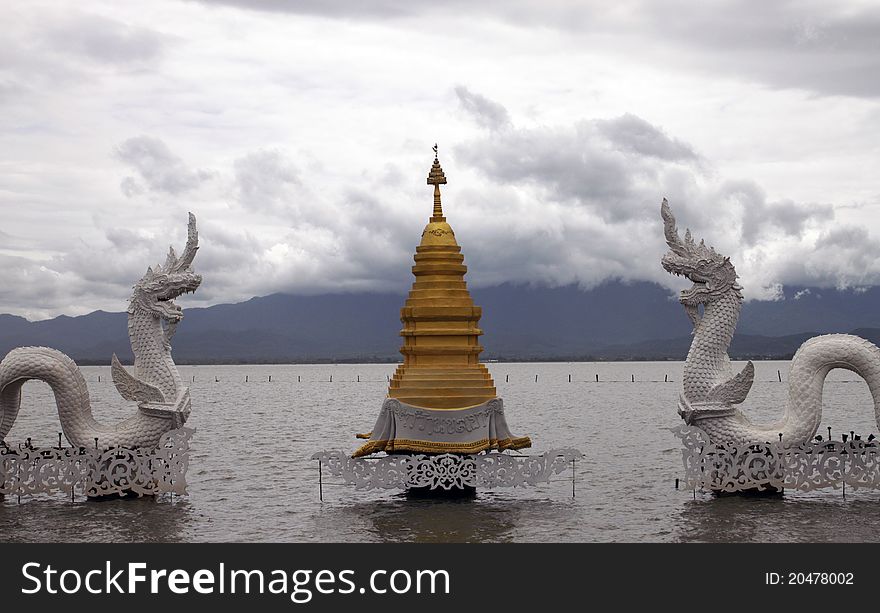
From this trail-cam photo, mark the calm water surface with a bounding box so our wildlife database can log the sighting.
[2,361,879,543]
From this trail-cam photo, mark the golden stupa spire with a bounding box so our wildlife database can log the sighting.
[427,143,446,222]
[385,146,497,409]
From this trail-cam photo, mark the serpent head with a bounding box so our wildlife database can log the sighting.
[661,199,740,326]
[128,213,202,324]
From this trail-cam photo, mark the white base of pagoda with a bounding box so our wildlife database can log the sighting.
[353,397,531,457]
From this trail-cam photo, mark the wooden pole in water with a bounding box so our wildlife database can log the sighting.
[318,460,323,502]
[595,374,599,382]
[535,374,538,382]
[631,374,634,382]
[568,374,571,382]
[778,370,782,382]
[505,374,508,382]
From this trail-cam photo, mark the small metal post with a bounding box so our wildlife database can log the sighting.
[568,374,571,383]
[535,374,538,382]
[777,370,782,382]
[357,375,360,382]
[269,375,272,382]
[58,432,62,449]
[192,375,195,382]
[631,374,635,382]
[245,375,248,382]
[828,426,832,440]
[665,374,668,382]
[595,374,599,382]
[318,460,323,502]
[298,375,301,382]
[98,375,101,382]
[675,478,679,489]
[505,374,509,382]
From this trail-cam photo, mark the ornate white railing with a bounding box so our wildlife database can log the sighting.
[0,427,193,499]
[674,425,880,493]
[312,449,583,492]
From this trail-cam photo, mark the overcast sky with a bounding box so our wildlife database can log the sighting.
[1,0,879,319]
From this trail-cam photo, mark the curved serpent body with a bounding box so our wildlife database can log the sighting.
[661,200,880,445]
[0,214,201,449]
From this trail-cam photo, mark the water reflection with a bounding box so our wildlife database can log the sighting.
[312,492,582,543]
[672,491,880,543]
[0,496,194,543]
[314,494,521,543]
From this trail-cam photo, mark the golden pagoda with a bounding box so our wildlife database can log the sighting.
[353,147,530,457]
[387,149,497,409]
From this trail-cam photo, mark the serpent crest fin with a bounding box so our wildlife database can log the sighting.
[706,361,754,405]
[111,353,166,403]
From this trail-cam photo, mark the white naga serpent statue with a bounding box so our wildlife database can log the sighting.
[0,213,201,449]
[661,199,880,445]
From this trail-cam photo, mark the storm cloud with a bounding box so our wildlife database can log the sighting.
[194,0,880,99]
[0,0,878,318]
[115,136,213,196]
[455,86,511,132]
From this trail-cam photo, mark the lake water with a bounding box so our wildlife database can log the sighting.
[2,361,879,543]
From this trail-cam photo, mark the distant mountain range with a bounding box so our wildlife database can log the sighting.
[3,281,880,363]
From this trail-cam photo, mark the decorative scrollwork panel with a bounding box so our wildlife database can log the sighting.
[674,425,880,493]
[0,427,193,499]
[312,449,583,491]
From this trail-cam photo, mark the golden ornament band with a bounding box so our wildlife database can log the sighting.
[352,435,532,458]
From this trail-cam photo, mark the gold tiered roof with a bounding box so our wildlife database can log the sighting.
[387,148,497,409]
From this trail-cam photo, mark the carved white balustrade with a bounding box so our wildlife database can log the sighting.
[312,449,583,491]
[675,425,880,493]
[0,427,193,499]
